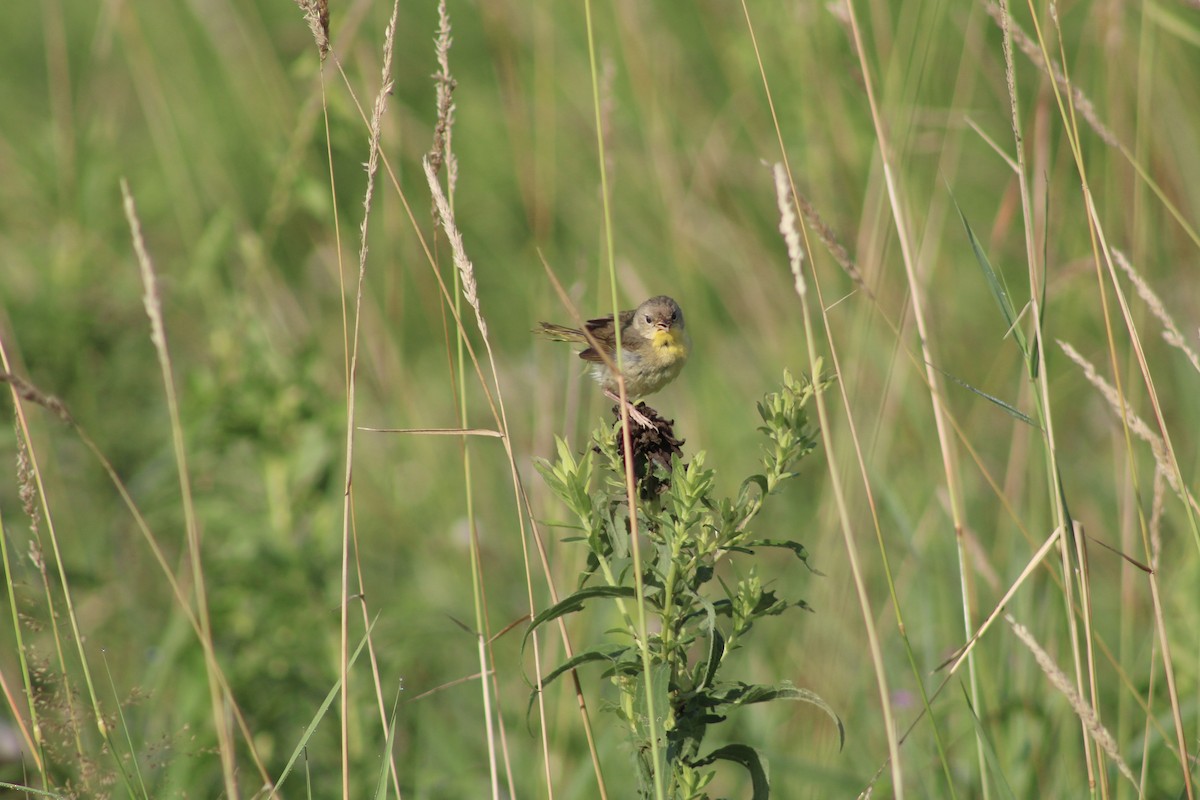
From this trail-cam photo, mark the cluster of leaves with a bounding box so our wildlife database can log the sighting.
[532,366,842,799]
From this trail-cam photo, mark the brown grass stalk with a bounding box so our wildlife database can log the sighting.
[122,179,241,797]
[742,0,911,791]
[336,3,400,797]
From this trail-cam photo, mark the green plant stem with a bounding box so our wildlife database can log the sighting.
[582,0,665,796]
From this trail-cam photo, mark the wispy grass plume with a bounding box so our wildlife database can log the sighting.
[1006,616,1139,790]
[1112,249,1200,374]
[1057,339,1199,516]
[294,0,330,58]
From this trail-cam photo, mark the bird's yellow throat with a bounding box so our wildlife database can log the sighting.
[652,329,689,361]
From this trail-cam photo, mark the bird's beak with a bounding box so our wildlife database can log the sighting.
[655,321,671,332]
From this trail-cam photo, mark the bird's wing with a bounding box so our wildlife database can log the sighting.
[578,316,611,361]
[578,308,634,363]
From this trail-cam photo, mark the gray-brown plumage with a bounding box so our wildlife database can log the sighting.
[537,295,690,398]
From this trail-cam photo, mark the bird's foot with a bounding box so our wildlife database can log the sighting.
[604,390,657,429]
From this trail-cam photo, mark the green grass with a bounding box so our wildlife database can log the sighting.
[2,0,1199,797]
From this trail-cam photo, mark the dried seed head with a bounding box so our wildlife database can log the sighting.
[613,403,685,499]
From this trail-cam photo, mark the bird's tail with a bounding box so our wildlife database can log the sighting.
[535,322,587,342]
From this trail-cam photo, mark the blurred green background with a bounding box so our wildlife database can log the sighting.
[2,0,1198,797]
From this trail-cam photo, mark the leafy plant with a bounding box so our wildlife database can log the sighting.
[531,366,842,799]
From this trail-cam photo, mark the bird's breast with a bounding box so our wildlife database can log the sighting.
[651,329,689,363]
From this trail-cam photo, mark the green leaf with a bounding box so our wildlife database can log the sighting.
[772,685,845,750]
[710,682,845,750]
[372,684,403,800]
[739,474,769,497]
[694,743,770,800]
[272,616,378,794]
[647,662,672,729]
[1032,178,1051,380]
[528,645,635,726]
[748,588,789,618]
[0,784,67,799]
[925,360,1039,428]
[540,644,631,690]
[739,538,821,574]
[961,684,1018,800]
[523,585,636,649]
[952,194,1030,362]
[602,501,629,560]
[699,600,724,691]
[635,663,672,788]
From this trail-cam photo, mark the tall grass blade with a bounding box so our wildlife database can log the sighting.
[270,618,378,796]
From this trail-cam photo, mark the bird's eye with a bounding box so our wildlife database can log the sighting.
[670,310,678,321]
[644,314,652,323]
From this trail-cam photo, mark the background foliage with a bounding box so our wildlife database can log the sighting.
[1,0,1198,797]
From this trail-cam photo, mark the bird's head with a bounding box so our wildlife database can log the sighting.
[631,295,687,353]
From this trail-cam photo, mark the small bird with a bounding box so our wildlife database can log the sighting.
[537,295,690,426]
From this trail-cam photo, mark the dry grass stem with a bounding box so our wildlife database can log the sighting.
[359,426,503,437]
[944,526,1062,676]
[339,4,401,797]
[121,178,240,796]
[423,5,515,794]
[965,116,1020,173]
[0,372,72,424]
[358,27,394,266]
[750,1,908,791]
[1006,616,1139,790]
